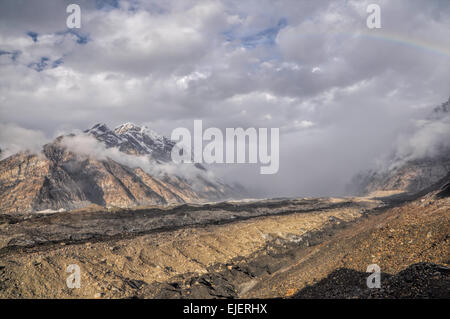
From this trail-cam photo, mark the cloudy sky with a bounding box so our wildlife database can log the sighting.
[0,0,449,197]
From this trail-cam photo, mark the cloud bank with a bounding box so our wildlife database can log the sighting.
[0,0,449,197]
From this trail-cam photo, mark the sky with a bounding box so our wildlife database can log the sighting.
[0,0,449,197]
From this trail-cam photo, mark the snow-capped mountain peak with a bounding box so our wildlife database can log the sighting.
[85,123,123,147]
[114,122,164,145]
[114,122,141,135]
[85,122,175,161]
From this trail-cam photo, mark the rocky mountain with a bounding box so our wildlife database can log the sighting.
[351,155,450,195]
[350,97,450,196]
[0,123,236,214]
[85,123,176,162]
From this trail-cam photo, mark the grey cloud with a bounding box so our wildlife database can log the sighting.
[0,123,49,159]
[0,0,449,197]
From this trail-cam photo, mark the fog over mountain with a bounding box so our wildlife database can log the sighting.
[1,0,449,198]
[348,97,450,196]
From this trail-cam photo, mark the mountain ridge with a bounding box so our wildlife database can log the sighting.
[0,123,236,214]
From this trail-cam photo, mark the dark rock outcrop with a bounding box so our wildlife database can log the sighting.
[293,263,450,299]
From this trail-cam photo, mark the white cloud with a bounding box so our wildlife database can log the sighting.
[0,123,49,159]
[0,0,449,196]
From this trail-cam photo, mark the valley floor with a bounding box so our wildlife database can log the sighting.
[0,193,448,298]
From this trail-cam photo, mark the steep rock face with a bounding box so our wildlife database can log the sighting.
[0,153,51,214]
[0,123,235,214]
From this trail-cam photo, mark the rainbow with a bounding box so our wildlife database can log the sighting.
[293,29,450,58]
[357,30,450,58]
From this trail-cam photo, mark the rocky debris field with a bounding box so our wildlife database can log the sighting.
[0,197,377,298]
[0,197,370,253]
[244,193,449,299]
[0,189,448,299]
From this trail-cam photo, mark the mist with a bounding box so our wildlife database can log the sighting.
[61,133,224,193]
[0,123,49,160]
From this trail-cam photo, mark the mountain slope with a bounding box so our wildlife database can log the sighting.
[351,154,450,195]
[350,97,450,196]
[86,123,176,161]
[0,123,235,214]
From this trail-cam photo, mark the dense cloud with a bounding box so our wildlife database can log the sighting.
[0,0,449,197]
[0,123,48,159]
